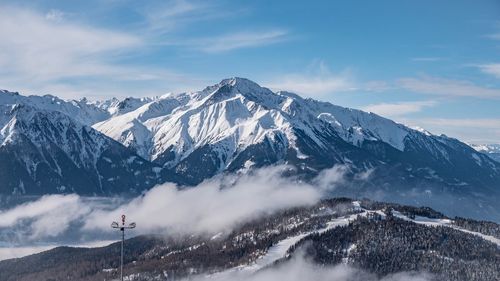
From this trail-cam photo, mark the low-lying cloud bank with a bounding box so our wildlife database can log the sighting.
[0,165,350,246]
[185,254,432,281]
[0,165,433,281]
[84,166,323,235]
[0,194,89,239]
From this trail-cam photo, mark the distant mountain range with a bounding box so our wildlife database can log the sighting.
[1,78,500,220]
[470,144,500,163]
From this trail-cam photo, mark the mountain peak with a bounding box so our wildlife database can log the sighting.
[219,77,259,87]
[0,89,19,96]
[217,77,272,95]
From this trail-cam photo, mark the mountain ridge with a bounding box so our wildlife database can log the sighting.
[0,101,161,195]
[1,78,500,221]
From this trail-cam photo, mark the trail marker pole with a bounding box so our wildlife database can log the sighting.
[111,215,136,281]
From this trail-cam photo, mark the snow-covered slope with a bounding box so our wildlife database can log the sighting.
[0,101,160,195]
[94,78,410,167]
[0,90,158,125]
[93,78,500,186]
[90,96,160,116]
[0,90,109,125]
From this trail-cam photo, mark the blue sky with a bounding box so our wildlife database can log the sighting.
[0,0,499,143]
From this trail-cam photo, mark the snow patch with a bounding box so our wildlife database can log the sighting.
[392,211,500,246]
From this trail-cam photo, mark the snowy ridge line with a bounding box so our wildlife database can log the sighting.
[246,212,361,271]
[92,77,414,168]
[392,211,500,247]
[232,201,379,273]
[228,200,499,275]
[469,143,500,154]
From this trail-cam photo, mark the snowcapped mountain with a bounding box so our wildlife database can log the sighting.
[93,78,499,185]
[470,143,500,162]
[88,96,160,116]
[0,93,161,195]
[0,90,159,125]
[1,78,500,220]
[93,78,411,170]
[92,78,500,220]
[0,90,109,125]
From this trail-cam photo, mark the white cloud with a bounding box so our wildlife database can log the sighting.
[401,118,500,144]
[0,5,223,100]
[313,165,348,190]
[0,194,90,239]
[268,75,354,96]
[0,165,352,245]
[140,0,205,32]
[398,76,500,99]
[267,61,397,97]
[363,80,392,92]
[361,100,437,118]
[477,63,500,79]
[0,4,287,99]
[186,253,433,281]
[0,6,141,81]
[0,5,217,100]
[267,61,356,96]
[45,9,65,22]
[0,165,360,261]
[0,5,177,99]
[413,118,500,129]
[84,166,322,235]
[485,33,500,40]
[195,30,288,53]
[135,0,259,49]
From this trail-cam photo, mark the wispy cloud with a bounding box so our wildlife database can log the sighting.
[141,0,220,32]
[0,6,141,80]
[193,30,288,53]
[0,5,210,99]
[45,9,65,22]
[0,5,145,97]
[484,32,500,40]
[0,195,90,239]
[0,3,288,98]
[401,118,500,144]
[362,100,437,118]
[476,63,500,79]
[268,74,354,96]
[186,252,433,281]
[267,61,356,96]
[398,76,500,99]
[410,118,500,129]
